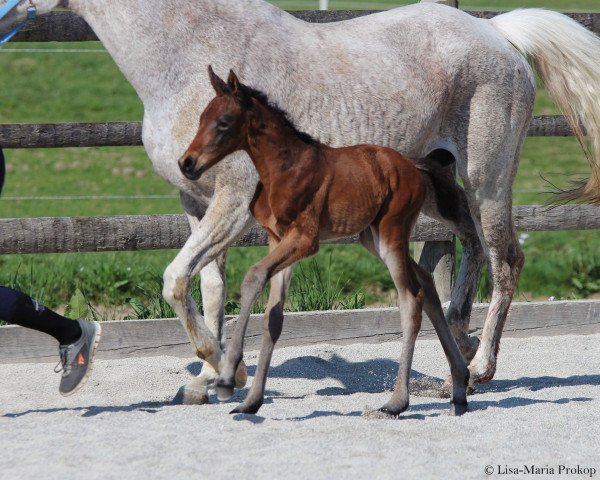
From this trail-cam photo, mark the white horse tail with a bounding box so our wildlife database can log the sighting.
[490,9,600,204]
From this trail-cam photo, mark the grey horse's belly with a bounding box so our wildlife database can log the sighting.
[140,2,533,200]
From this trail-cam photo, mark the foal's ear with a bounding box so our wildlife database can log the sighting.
[227,70,250,107]
[227,69,242,94]
[208,65,229,96]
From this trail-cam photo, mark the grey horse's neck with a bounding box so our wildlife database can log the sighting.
[65,0,296,110]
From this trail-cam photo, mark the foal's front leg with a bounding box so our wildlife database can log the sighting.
[230,266,293,414]
[216,231,318,410]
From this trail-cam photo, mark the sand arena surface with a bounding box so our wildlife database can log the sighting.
[1,334,599,479]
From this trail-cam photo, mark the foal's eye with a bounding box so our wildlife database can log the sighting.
[216,120,230,131]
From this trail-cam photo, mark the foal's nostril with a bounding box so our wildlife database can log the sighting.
[181,156,195,174]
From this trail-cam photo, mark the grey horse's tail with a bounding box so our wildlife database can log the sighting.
[490,9,600,204]
[415,149,461,224]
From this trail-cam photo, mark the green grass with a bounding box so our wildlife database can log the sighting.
[0,0,599,318]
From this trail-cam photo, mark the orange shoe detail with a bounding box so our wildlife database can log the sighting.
[77,352,86,365]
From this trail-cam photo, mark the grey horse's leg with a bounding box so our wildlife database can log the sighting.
[466,197,524,384]
[458,86,531,384]
[162,188,254,403]
[230,266,293,414]
[174,194,223,403]
[180,192,228,345]
[182,252,239,404]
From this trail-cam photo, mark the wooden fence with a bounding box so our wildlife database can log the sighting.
[1,8,599,362]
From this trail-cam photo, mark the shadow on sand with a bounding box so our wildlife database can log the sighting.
[4,358,596,420]
[3,400,175,418]
[188,355,600,398]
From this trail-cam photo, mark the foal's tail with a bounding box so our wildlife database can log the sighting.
[415,149,461,224]
[490,9,600,204]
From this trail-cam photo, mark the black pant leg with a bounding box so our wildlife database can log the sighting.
[0,287,82,344]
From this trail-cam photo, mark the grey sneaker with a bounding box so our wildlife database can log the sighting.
[54,320,102,396]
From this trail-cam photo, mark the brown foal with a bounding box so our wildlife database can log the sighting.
[179,66,469,417]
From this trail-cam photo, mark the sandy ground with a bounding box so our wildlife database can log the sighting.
[1,334,599,480]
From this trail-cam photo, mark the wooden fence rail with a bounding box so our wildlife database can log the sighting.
[0,115,576,149]
[10,10,600,42]
[0,205,598,255]
[2,300,600,363]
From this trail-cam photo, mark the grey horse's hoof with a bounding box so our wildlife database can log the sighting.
[216,381,235,402]
[230,401,262,415]
[182,387,209,405]
[449,401,468,416]
[443,374,476,396]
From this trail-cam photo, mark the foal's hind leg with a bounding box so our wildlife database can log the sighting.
[380,249,423,416]
[364,224,423,416]
[412,260,469,414]
[420,170,484,362]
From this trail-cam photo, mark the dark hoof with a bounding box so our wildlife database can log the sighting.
[378,403,408,418]
[230,401,262,415]
[216,380,235,402]
[449,401,468,416]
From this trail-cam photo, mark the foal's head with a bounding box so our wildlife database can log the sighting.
[179,66,251,181]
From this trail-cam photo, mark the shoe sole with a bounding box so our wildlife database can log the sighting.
[60,322,102,397]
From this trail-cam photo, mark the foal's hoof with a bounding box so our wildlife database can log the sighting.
[216,380,235,402]
[182,386,209,405]
[235,360,248,388]
[449,401,468,416]
[377,403,409,418]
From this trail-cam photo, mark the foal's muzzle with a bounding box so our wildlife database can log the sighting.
[179,154,204,181]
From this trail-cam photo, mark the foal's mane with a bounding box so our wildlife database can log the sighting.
[239,84,318,146]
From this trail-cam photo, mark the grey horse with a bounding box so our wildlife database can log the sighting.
[2,0,599,405]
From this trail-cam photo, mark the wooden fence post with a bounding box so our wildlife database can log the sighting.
[413,239,455,303]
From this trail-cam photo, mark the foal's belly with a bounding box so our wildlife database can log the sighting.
[320,177,385,240]
[320,202,381,239]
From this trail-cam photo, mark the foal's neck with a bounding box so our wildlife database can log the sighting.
[245,104,319,183]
